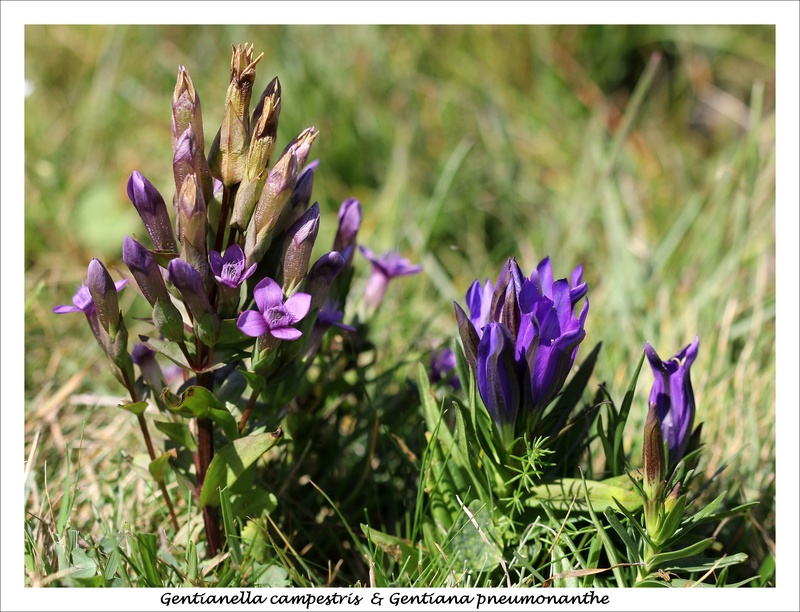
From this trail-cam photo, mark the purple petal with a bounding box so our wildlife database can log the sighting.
[222,243,246,265]
[270,326,303,341]
[53,304,83,314]
[209,250,224,276]
[253,277,284,313]
[284,292,312,322]
[114,279,128,292]
[237,310,269,337]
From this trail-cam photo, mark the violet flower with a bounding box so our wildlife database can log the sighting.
[209,244,256,289]
[454,256,589,445]
[359,246,423,311]
[236,277,311,341]
[644,336,700,465]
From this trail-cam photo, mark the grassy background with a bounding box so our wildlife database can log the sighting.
[24,24,775,586]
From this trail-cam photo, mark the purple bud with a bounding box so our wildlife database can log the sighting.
[167,258,220,347]
[127,171,177,253]
[333,198,361,255]
[281,202,320,295]
[477,322,520,447]
[86,258,120,335]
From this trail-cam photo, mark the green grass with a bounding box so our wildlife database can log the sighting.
[23,24,775,588]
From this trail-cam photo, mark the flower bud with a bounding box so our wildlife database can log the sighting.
[304,249,346,312]
[172,67,213,203]
[123,236,185,342]
[453,301,480,372]
[175,173,210,290]
[208,43,264,187]
[167,258,220,347]
[127,171,177,254]
[243,148,299,264]
[280,202,320,296]
[477,322,521,448]
[246,76,281,180]
[86,258,121,338]
[333,197,361,257]
[283,126,318,170]
[279,160,319,232]
[643,402,666,501]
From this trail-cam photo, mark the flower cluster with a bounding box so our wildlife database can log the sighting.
[454,257,589,447]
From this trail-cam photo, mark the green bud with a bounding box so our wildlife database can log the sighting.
[246,76,281,181]
[243,148,298,266]
[176,173,210,290]
[229,169,266,231]
[208,43,264,187]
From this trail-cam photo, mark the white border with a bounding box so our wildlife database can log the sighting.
[4,2,798,611]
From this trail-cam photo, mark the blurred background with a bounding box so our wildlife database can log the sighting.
[25,25,775,580]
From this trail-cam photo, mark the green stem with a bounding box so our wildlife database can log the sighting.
[195,364,222,557]
[122,371,180,533]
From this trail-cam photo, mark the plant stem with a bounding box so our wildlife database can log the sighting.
[237,388,262,434]
[122,371,180,532]
[195,366,223,557]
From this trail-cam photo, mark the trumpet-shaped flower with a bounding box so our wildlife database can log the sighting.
[455,256,588,443]
[359,246,422,310]
[209,243,256,288]
[237,277,311,340]
[645,336,700,465]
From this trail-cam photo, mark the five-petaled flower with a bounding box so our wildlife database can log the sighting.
[359,246,422,310]
[209,244,257,288]
[237,277,311,340]
[645,336,700,466]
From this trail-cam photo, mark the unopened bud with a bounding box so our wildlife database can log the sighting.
[208,43,264,187]
[280,202,320,296]
[127,171,177,254]
[172,67,213,203]
[643,402,666,500]
[175,173,210,289]
[246,76,281,180]
[167,258,220,347]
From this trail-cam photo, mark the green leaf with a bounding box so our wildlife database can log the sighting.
[147,337,192,370]
[648,538,714,566]
[361,524,419,565]
[612,350,645,475]
[135,533,163,587]
[154,420,197,452]
[220,488,242,566]
[686,491,726,523]
[118,400,148,416]
[160,386,239,441]
[527,477,643,513]
[449,499,501,574]
[239,368,267,393]
[659,552,749,574]
[199,430,284,507]
[603,507,641,564]
[256,563,291,587]
[69,548,99,579]
[148,452,173,483]
[550,544,578,588]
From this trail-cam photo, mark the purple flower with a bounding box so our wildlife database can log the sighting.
[53,279,127,316]
[359,246,423,310]
[430,347,461,391]
[455,256,589,444]
[236,277,311,341]
[645,336,700,465]
[209,244,256,289]
[477,323,520,445]
[465,278,494,336]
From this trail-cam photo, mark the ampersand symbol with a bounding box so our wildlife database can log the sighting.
[371,593,383,606]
